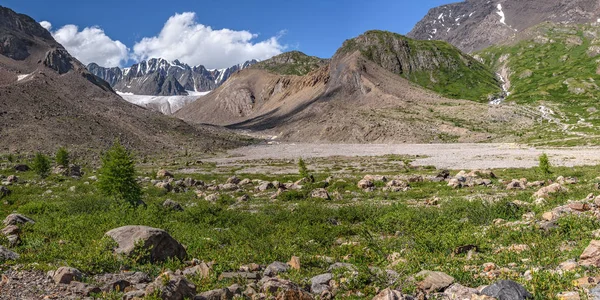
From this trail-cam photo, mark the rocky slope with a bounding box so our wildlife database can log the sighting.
[176,31,530,143]
[251,51,329,76]
[87,58,257,96]
[408,0,600,53]
[0,5,250,155]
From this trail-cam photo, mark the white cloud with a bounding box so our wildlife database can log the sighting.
[40,21,129,67]
[132,12,285,69]
[39,21,52,31]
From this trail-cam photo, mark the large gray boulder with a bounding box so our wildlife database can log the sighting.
[0,245,19,261]
[481,280,533,300]
[105,225,186,262]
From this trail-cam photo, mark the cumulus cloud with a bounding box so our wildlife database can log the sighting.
[40,21,129,67]
[132,12,285,69]
[39,21,52,31]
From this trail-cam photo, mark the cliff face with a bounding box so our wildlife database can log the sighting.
[408,0,600,53]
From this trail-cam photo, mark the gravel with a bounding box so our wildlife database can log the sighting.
[208,143,600,170]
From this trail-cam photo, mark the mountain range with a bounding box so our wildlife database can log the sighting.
[0,5,249,155]
[87,58,257,96]
[408,0,600,53]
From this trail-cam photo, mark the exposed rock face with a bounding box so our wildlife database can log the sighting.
[408,0,600,53]
[87,58,257,96]
[105,225,187,262]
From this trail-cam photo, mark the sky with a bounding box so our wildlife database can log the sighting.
[3,0,458,69]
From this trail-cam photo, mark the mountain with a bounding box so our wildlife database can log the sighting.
[475,22,600,145]
[87,59,258,96]
[175,31,530,143]
[251,51,329,76]
[408,0,600,53]
[0,5,250,155]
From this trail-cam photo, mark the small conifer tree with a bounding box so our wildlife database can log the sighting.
[32,152,51,178]
[538,153,552,176]
[97,140,142,205]
[55,147,70,167]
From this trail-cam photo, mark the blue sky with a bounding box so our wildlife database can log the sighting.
[3,0,457,68]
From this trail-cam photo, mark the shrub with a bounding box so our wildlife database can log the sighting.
[298,158,314,183]
[55,147,70,167]
[97,140,142,205]
[539,153,552,176]
[32,152,51,178]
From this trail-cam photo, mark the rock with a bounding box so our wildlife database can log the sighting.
[195,288,233,300]
[239,178,252,185]
[363,175,387,182]
[103,279,131,292]
[506,179,526,190]
[414,270,454,293]
[558,260,578,271]
[448,178,462,189]
[542,211,558,221]
[69,165,83,178]
[327,262,357,273]
[579,240,600,267]
[13,164,29,172]
[105,225,186,262]
[1,225,19,236]
[156,169,174,179]
[311,188,330,200]
[257,182,275,191]
[288,256,301,270]
[372,288,412,300]
[0,186,10,198]
[590,284,600,300]
[0,245,19,261]
[219,272,261,281]
[481,280,533,300]
[443,283,479,299]
[569,202,590,212]
[205,194,219,202]
[357,179,374,190]
[155,181,172,192]
[264,261,290,277]
[7,234,20,247]
[6,175,17,183]
[226,176,241,185]
[533,183,565,199]
[123,290,146,300]
[53,267,83,284]
[3,213,34,226]
[163,199,184,211]
[236,194,250,202]
[182,262,211,278]
[556,291,580,300]
[310,273,332,294]
[146,272,196,300]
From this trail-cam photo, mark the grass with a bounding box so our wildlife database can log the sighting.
[337,30,502,102]
[2,154,600,299]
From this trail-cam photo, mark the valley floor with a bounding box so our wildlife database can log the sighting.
[207,143,600,171]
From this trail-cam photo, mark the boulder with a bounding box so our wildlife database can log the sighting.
[533,183,565,199]
[194,288,233,300]
[311,188,330,200]
[443,283,479,299]
[481,280,533,300]
[257,182,275,191]
[13,164,29,172]
[0,186,10,198]
[52,267,83,284]
[579,240,600,267]
[105,225,186,262]
[3,213,34,226]
[226,176,241,185]
[6,175,17,183]
[163,199,184,211]
[310,273,332,294]
[182,262,211,278]
[156,169,174,179]
[414,270,454,293]
[357,179,374,190]
[556,291,580,300]
[1,225,19,236]
[0,245,19,261]
[372,288,412,300]
[145,272,196,300]
[506,179,527,190]
[264,261,290,277]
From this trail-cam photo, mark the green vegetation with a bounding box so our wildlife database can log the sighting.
[31,153,50,178]
[538,153,552,176]
[477,23,600,142]
[297,158,310,180]
[55,147,69,167]
[252,51,328,76]
[338,30,502,102]
[97,140,142,205]
[2,153,600,298]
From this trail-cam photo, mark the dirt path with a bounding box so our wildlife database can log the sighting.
[208,143,600,170]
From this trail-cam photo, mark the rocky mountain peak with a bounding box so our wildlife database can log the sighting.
[408,0,600,53]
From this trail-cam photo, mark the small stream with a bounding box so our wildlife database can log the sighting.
[489,73,509,105]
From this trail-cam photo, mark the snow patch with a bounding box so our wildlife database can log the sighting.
[497,4,506,24]
[438,13,444,20]
[17,73,32,81]
[117,91,210,115]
